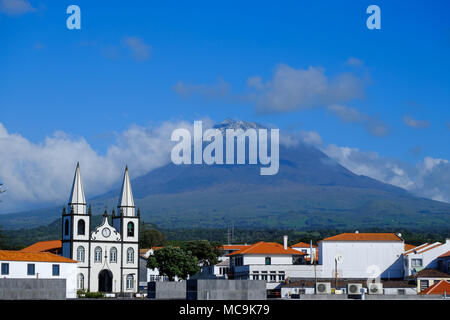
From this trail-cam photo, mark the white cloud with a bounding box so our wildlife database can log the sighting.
[346,57,364,67]
[403,115,429,129]
[326,104,389,137]
[322,144,450,203]
[0,0,35,16]
[122,36,152,61]
[0,120,213,213]
[251,64,364,113]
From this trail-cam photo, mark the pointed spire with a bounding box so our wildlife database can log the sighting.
[117,166,135,216]
[68,162,87,214]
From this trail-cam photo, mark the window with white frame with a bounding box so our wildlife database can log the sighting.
[126,274,134,289]
[411,259,423,267]
[127,247,134,263]
[94,246,102,263]
[77,246,85,262]
[110,247,117,263]
[77,273,84,289]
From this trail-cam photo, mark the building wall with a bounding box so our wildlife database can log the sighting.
[404,240,450,277]
[0,260,77,298]
[187,279,266,300]
[319,241,404,279]
[243,254,294,265]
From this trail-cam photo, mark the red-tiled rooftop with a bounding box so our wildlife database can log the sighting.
[0,250,77,263]
[291,242,317,248]
[228,241,305,256]
[419,280,450,295]
[438,251,450,258]
[322,233,402,242]
[20,240,62,253]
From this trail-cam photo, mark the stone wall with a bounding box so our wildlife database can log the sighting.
[0,279,66,300]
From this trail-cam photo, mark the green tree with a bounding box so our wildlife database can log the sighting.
[139,222,166,248]
[181,240,221,266]
[147,246,200,280]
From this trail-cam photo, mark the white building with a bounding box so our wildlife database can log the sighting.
[318,232,405,279]
[403,239,450,277]
[61,163,140,293]
[229,238,306,289]
[290,242,318,263]
[0,250,78,298]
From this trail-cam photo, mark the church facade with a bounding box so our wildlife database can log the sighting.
[61,163,140,293]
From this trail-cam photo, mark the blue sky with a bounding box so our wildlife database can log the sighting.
[0,0,449,212]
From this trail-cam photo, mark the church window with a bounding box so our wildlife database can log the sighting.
[94,247,102,263]
[110,247,117,263]
[127,248,134,263]
[127,222,134,237]
[77,219,85,235]
[126,274,134,289]
[77,246,85,262]
[77,273,84,289]
[64,219,69,236]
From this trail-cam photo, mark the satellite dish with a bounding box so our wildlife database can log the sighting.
[335,254,344,264]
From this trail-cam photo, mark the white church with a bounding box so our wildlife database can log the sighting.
[61,163,140,293]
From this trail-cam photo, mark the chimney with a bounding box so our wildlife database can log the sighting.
[283,235,288,250]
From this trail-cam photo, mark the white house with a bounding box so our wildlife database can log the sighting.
[0,250,78,298]
[403,239,450,277]
[229,238,306,289]
[290,242,318,263]
[318,232,405,279]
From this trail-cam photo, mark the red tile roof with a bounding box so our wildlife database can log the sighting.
[291,242,317,248]
[20,240,62,253]
[404,244,416,251]
[322,233,402,242]
[411,268,450,279]
[438,251,450,258]
[0,250,77,263]
[419,280,450,295]
[228,241,305,256]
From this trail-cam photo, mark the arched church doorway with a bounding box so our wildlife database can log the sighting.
[98,269,113,292]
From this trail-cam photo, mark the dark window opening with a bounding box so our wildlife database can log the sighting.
[127,222,134,237]
[77,219,85,235]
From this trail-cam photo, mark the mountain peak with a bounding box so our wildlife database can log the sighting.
[213,118,266,134]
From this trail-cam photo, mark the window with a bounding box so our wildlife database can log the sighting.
[420,280,429,291]
[64,219,69,236]
[77,246,85,262]
[261,275,268,280]
[110,247,117,263]
[252,275,259,280]
[27,264,35,276]
[127,222,134,237]
[270,275,276,282]
[94,247,102,263]
[1,263,9,275]
[127,248,134,263]
[265,257,271,265]
[77,274,84,290]
[411,259,423,267]
[77,219,85,235]
[126,274,134,289]
[52,264,60,276]
[279,274,285,281]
